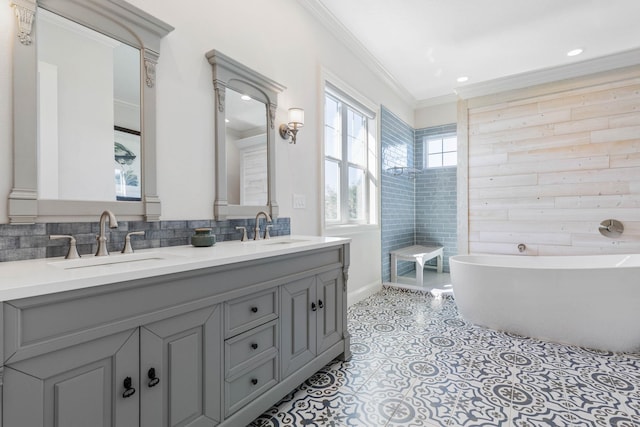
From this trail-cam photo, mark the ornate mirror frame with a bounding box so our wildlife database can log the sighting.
[8,0,173,223]
[205,50,285,220]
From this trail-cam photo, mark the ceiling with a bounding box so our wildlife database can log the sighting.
[305,0,640,104]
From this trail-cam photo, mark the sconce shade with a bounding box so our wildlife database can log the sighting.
[288,108,304,127]
[280,107,305,144]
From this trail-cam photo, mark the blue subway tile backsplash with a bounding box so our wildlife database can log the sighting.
[0,218,290,262]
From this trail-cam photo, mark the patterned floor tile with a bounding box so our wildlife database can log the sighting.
[249,288,640,427]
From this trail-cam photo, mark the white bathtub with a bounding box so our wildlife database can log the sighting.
[450,254,640,353]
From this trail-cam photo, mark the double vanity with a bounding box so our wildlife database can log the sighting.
[0,236,351,426]
[5,1,348,424]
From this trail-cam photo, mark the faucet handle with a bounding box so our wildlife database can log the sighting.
[122,231,145,254]
[50,235,81,259]
[235,226,248,242]
[264,225,273,240]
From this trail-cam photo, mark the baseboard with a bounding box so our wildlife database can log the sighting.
[347,281,382,306]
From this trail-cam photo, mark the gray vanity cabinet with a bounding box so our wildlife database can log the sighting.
[140,304,222,427]
[0,240,350,427]
[4,328,140,427]
[3,304,222,427]
[280,268,343,378]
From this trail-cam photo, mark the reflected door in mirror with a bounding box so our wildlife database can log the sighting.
[225,88,268,206]
[37,8,141,201]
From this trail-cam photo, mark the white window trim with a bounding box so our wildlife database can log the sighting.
[319,68,380,233]
[424,131,457,169]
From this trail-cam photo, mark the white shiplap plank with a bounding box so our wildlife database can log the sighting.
[470,155,610,178]
[555,194,640,209]
[591,125,640,143]
[538,166,640,186]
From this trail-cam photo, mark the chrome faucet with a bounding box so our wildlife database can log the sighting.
[254,211,272,240]
[96,210,119,256]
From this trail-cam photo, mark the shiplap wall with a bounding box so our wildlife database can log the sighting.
[463,66,640,255]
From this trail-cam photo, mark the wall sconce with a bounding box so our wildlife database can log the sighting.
[279,108,304,144]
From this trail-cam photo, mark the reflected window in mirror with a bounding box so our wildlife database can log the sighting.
[37,8,141,202]
[225,88,268,206]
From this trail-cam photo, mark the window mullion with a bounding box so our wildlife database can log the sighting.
[340,105,349,222]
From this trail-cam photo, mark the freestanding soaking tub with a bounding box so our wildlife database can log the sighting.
[450,254,640,353]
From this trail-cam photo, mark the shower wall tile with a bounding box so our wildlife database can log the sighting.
[415,125,458,272]
[381,106,415,281]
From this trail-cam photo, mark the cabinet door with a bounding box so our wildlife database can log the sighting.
[280,276,316,377]
[3,329,139,427]
[316,269,344,354]
[140,304,222,427]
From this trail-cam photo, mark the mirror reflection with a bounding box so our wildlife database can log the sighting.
[225,88,268,206]
[37,8,141,202]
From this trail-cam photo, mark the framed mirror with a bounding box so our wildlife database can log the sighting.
[8,0,173,223]
[205,50,285,220]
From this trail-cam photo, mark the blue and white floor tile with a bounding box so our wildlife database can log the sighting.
[249,287,640,426]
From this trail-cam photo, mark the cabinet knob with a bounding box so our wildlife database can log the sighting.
[122,376,136,398]
[250,306,258,313]
[251,343,259,350]
[147,367,160,388]
[251,378,258,386]
[318,299,324,309]
[311,302,317,312]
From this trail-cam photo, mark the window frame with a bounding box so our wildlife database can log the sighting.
[424,131,458,169]
[323,82,378,229]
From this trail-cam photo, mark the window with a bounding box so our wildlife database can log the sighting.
[425,132,457,168]
[323,84,377,226]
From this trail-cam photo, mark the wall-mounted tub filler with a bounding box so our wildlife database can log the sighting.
[517,243,526,253]
[599,219,624,238]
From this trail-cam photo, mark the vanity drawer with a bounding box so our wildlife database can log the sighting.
[225,288,278,337]
[225,355,278,416]
[225,320,277,378]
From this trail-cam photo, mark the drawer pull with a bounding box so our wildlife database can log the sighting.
[147,368,160,388]
[251,378,259,386]
[311,302,317,312]
[122,377,136,398]
[250,306,259,313]
[251,343,259,350]
[318,299,324,309]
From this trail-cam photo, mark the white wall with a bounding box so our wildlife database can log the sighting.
[0,0,414,304]
[415,100,457,128]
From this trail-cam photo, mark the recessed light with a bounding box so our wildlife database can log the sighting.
[241,95,252,101]
[457,76,469,83]
[225,118,229,123]
[567,48,583,57]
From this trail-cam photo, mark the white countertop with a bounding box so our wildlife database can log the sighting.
[0,235,350,301]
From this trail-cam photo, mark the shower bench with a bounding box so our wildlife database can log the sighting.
[390,245,443,286]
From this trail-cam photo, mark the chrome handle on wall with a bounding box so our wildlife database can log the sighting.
[599,219,623,238]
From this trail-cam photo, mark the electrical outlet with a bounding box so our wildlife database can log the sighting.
[293,194,306,209]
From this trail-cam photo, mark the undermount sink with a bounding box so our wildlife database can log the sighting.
[48,252,179,270]
[254,238,309,246]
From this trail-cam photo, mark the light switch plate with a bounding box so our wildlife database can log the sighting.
[293,194,306,209]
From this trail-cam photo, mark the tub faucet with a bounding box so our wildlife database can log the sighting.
[254,211,272,240]
[96,210,119,256]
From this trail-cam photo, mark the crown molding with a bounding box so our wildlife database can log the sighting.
[454,47,640,100]
[297,0,416,107]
